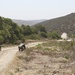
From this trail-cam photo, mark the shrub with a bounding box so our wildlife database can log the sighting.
[40,32,47,38]
[25,34,40,40]
[64,55,69,59]
[47,31,60,39]
[0,35,4,44]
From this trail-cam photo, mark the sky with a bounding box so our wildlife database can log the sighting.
[0,0,75,20]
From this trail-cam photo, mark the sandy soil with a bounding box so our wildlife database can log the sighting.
[4,49,75,75]
[0,42,43,74]
[1,41,75,75]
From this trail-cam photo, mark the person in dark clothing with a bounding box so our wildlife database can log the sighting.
[18,43,26,52]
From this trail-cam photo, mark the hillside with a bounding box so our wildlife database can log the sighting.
[0,16,47,44]
[12,19,46,26]
[35,13,75,34]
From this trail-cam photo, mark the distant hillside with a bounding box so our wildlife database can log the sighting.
[35,13,75,34]
[12,19,46,26]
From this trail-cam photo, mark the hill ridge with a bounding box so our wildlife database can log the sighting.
[35,13,75,34]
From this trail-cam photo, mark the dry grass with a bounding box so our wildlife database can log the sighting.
[3,40,75,75]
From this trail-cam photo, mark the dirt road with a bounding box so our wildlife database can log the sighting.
[0,42,43,74]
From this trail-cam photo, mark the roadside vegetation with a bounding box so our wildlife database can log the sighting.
[0,16,61,45]
[4,40,75,75]
[36,40,75,51]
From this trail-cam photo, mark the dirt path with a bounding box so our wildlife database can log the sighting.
[0,42,43,74]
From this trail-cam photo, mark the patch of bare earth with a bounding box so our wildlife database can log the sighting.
[0,42,43,75]
[3,47,75,75]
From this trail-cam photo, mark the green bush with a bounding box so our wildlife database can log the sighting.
[64,55,69,59]
[0,35,4,44]
[40,32,47,38]
[47,31,60,39]
[25,34,40,40]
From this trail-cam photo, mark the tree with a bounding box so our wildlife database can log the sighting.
[0,35,4,44]
[9,34,18,44]
[48,31,60,39]
[35,25,47,33]
[40,32,47,38]
[21,25,33,36]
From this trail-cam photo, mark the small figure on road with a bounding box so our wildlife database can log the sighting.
[18,43,26,52]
